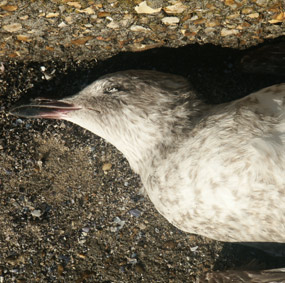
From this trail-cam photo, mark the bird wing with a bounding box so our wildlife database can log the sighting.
[245,83,285,117]
[200,268,285,283]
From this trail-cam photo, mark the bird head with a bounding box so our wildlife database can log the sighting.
[10,70,196,172]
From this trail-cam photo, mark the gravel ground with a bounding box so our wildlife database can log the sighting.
[0,0,284,61]
[0,43,285,282]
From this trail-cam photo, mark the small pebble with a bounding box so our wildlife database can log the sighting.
[31,209,41,217]
[3,23,22,32]
[161,17,180,25]
[127,258,137,264]
[190,246,198,252]
[58,21,67,28]
[164,3,187,14]
[129,208,142,217]
[82,227,90,233]
[0,62,4,73]
[102,163,112,171]
[113,216,125,230]
[135,1,161,14]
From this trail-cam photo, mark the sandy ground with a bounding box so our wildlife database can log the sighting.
[1,44,285,282]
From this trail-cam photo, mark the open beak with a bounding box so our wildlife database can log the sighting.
[10,98,81,119]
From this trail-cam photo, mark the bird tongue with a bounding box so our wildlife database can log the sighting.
[9,98,81,119]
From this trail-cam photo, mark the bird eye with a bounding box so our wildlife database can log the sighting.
[105,86,120,94]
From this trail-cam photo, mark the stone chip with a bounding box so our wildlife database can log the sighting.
[164,3,187,14]
[3,23,22,32]
[135,1,161,14]
[162,17,180,25]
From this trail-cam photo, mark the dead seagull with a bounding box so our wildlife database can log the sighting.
[10,70,285,243]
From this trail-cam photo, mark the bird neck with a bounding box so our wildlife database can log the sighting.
[107,102,204,176]
[67,98,207,177]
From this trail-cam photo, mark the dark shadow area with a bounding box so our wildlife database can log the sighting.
[213,242,285,272]
[5,36,284,110]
